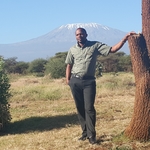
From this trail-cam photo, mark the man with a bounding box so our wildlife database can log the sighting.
[65,27,134,144]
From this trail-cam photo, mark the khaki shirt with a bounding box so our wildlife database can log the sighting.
[65,40,111,77]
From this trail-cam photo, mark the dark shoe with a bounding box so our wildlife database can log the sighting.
[78,135,87,141]
[88,136,96,144]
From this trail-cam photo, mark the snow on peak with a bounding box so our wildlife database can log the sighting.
[59,23,110,30]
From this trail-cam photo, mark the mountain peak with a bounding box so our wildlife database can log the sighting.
[59,23,110,31]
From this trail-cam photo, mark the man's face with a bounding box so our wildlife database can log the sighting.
[75,29,87,44]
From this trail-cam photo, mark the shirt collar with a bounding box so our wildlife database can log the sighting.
[77,40,88,48]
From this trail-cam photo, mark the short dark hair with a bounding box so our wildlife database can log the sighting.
[76,28,87,34]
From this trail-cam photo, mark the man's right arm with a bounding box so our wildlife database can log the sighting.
[66,64,72,85]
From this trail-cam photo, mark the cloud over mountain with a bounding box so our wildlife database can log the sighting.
[0,23,129,62]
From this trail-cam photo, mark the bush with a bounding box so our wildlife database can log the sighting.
[0,58,11,130]
[28,58,47,74]
[45,52,67,78]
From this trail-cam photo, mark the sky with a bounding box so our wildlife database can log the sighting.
[0,0,142,44]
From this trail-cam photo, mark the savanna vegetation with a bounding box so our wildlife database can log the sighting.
[2,51,132,78]
[0,47,149,149]
[1,72,150,149]
[0,52,135,150]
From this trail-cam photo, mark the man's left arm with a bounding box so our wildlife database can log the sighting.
[110,32,136,53]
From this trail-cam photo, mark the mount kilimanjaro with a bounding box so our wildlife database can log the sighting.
[0,23,129,62]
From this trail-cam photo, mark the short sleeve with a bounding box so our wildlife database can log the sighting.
[98,44,111,56]
[65,50,74,64]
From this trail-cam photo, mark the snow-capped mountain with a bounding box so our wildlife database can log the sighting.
[0,23,129,62]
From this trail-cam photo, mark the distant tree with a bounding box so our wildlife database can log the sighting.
[4,57,18,73]
[98,54,119,72]
[114,51,126,57]
[28,58,47,76]
[15,61,29,74]
[4,58,29,74]
[54,52,68,59]
[0,57,11,130]
[97,52,132,72]
[45,52,67,78]
[118,55,132,72]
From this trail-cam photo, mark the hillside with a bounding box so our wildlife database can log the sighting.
[0,23,128,62]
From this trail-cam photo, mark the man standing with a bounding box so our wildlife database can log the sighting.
[65,28,134,144]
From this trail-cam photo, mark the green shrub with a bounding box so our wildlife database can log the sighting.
[0,58,11,130]
[45,57,66,79]
[28,58,47,74]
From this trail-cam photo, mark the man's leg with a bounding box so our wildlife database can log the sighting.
[83,80,96,138]
[69,77,87,137]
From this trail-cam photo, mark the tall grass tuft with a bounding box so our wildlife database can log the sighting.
[96,72,135,98]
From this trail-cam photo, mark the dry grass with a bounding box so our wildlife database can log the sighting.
[1,73,150,150]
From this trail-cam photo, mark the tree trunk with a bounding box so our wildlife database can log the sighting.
[124,34,150,140]
[142,0,150,54]
[124,0,150,141]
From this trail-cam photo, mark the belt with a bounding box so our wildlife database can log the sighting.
[71,74,95,80]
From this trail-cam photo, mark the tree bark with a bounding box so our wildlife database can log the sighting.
[142,0,150,55]
[124,0,150,141]
[124,34,150,141]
